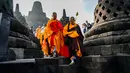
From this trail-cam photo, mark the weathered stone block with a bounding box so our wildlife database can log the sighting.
[112,30,128,35]
[94,46,101,55]
[120,44,130,54]
[85,21,130,38]
[10,18,30,36]
[10,31,30,40]
[111,44,121,54]
[82,56,113,63]
[10,48,24,59]
[113,34,130,44]
[0,58,59,73]
[8,36,39,49]
[56,56,69,65]
[59,65,78,73]
[84,34,130,47]
[84,43,130,56]
[82,56,116,73]
[84,47,95,55]
[7,49,16,61]
[92,38,105,45]
[35,58,58,65]
[87,69,101,73]
[85,30,130,41]
[127,30,130,34]
[8,36,17,47]
[98,32,108,38]
[36,58,59,73]
[84,46,101,55]
[37,65,58,73]
[24,49,43,58]
[10,48,43,59]
[83,62,101,69]
[101,45,112,55]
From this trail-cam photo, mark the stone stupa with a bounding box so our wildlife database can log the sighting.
[60,9,69,26]
[14,3,28,27]
[26,1,49,30]
[82,0,130,73]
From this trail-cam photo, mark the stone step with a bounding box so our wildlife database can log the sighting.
[57,57,82,73]
[81,55,130,73]
[56,56,70,65]
[83,43,130,56]
[9,31,30,41]
[8,36,39,49]
[0,57,81,73]
[81,55,116,73]
[0,58,59,73]
[9,48,43,59]
[116,55,130,73]
[59,65,79,73]
[56,56,81,65]
[3,55,130,73]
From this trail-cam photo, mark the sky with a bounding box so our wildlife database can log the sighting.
[13,0,98,25]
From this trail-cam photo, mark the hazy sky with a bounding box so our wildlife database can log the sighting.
[13,0,98,25]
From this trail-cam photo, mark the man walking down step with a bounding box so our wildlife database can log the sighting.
[42,12,64,58]
[63,17,84,65]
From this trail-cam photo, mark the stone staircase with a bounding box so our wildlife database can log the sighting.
[1,55,130,73]
[0,56,81,73]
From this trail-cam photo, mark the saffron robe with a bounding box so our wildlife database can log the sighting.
[42,19,64,56]
[35,27,42,39]
[63,23,84,57]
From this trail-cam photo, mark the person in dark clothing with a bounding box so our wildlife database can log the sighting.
[86,20,92,31]
[82,23,87,34]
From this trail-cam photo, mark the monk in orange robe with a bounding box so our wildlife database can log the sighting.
[35,26,42,39]
[39,26,45,45]
[42,12,64,57]
[63,17,84,65]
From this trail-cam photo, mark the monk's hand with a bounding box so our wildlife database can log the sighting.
[67,31,73,35]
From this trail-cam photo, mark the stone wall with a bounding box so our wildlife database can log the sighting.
[9,17,43,59]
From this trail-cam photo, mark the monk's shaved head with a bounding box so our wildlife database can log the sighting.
[52,12,57,20]
[70,17,75,24]
[71,17,75,21]
[53,12,57,15]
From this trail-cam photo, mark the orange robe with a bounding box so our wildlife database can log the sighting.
[42,19,64,56]
[39,29,44,45]
[63,23,82,57]
[36,27,42,39]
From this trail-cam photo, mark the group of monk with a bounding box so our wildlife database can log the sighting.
[35,12,84,65]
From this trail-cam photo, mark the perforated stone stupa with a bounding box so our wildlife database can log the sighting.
[82,0,130,73]
[84,0,130,56]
